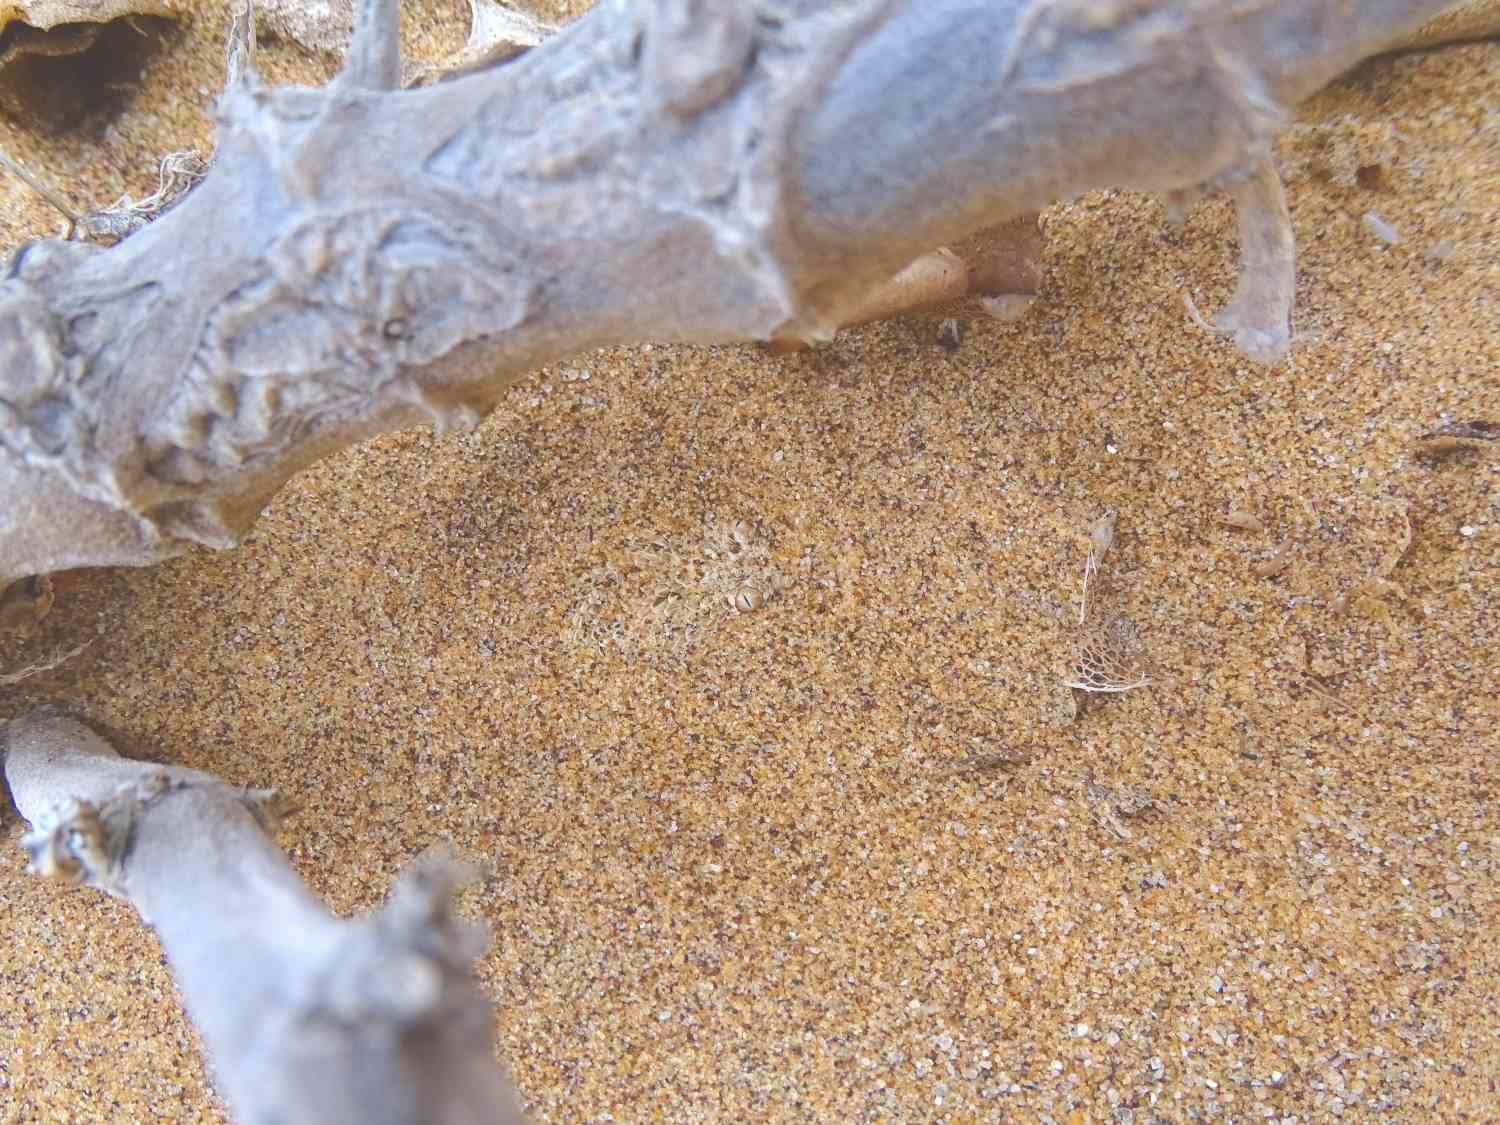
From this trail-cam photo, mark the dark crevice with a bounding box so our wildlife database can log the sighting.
[0,17,177,132]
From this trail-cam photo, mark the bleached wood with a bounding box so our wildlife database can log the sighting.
[4,710,523,1125]
[0,0,1459,592]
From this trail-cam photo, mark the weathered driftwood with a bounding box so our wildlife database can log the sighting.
[0,0,1460,595]
[4,709,523,1125]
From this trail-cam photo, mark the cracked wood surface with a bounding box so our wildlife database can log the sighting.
[0,0,1460,592]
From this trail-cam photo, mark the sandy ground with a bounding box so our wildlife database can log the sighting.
[0,2,1497,1121]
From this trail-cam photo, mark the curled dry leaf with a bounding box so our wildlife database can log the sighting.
[1087,511,1117,557]
[1064,616,1149,695]
[0,0,177,70]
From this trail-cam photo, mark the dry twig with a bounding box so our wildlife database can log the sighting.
[4,710,522,1125]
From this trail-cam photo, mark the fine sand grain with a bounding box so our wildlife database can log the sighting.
[1,4,1497,1120]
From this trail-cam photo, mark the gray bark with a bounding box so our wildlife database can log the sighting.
[0,0,1460,591]
[4,710,523,1125]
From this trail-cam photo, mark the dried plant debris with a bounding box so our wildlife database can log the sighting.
[1416,419,1498,457]
[1063,615,1150,695]
[945,743,1033,777]
[406,0,552,86]
[1085,780,1162,841]
[1056,511,1150,712]
[561,518,788,661]
[76,149,204,241]
[1,142,201,249]
[0,638,88,685]
[0,146,80,229]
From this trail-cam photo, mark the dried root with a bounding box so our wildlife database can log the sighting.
[768,215,1044,351]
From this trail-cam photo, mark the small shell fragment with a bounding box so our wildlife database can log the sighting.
[1088,511,1116,555]
[1224,508,1264,533]
[1251,552,1288,579]
[1362,211,1401,245]
[978,294,1035,323]
[729,586,763,613]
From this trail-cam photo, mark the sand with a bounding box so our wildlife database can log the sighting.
[0,3,1497,1121]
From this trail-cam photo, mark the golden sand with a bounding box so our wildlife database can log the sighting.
[1,4,1496,1120]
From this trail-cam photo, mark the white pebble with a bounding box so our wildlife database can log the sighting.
[1362,212,1401,245]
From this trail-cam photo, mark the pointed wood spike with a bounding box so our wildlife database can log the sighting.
[224,0,257,90]
[339,0,402,91]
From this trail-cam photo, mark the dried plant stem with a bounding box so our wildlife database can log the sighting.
[1078,510,1116,627]
[3,710,522,1125]
[0,0,1455,595]
[0,147,78,232]
[0,639,87,684]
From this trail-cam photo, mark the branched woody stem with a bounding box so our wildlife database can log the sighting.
[0,0,1454,591]
[4,710,523,1125]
